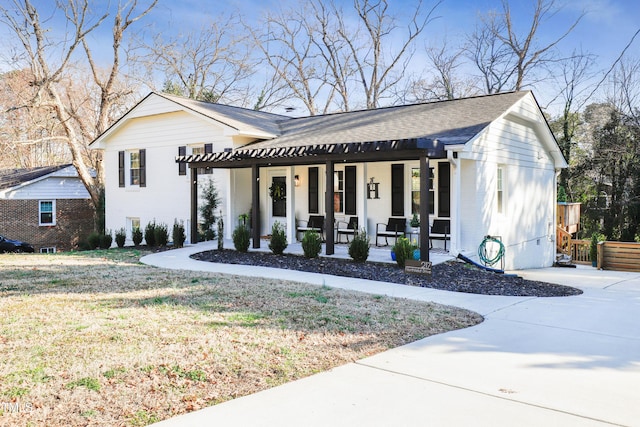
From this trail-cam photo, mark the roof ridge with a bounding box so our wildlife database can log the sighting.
[156,92,291,120]
[281,90,528,121]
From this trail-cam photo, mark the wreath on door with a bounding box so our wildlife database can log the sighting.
[269,181,286,201]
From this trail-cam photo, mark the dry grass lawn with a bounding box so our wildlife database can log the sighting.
[0,249,482,426]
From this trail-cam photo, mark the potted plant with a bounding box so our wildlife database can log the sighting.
[410,213,420,233]
[238,212,249,227]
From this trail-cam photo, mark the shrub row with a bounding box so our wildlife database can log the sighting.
[81,218,187,250]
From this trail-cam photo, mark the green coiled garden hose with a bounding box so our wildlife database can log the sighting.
[478,235,505,266]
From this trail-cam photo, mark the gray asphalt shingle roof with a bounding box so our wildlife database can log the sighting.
[243,91,529,150]
[0,164,71,190]
[158,93,290,137]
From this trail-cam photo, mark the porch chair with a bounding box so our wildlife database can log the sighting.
[430,219,450,251]
[375,217,406,246]
[296,215,325,241]
[336,216,358,243]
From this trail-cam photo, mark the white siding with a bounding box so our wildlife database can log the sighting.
[127,95,184,119]
[1,177,90,200]
[457,96,558,269]
[0,166,90,200]
[103,108,235,244]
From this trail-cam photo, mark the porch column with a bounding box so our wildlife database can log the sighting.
[420,155,430,262]
[251,164,261,249]
[190,167,198,244]
[358,163,368,235]
[286,166,296,244]
[325,160,335,255]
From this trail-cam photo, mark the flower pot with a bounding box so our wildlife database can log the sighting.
[391,251,396,261]
[410,227,420,234]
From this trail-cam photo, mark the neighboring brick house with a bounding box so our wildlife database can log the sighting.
[0,164,95,252]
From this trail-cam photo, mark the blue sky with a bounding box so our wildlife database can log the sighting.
[150,0,639,66]
[2,0,639,113]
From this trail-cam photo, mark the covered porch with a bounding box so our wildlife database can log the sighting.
[181,138,450,263]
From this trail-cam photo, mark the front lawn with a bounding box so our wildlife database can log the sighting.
[0,250,481,426]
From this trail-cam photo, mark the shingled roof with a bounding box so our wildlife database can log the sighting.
[157,93,290,138]
[181,91,530,165]
[0,164,71,191]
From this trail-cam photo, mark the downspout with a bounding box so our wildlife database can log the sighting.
[447,149,460,254]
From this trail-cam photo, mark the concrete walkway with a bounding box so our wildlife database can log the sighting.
[144,242,640,427]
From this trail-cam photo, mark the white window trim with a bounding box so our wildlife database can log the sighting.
[39,200,56,226]
[127,217,141,238]
[497,165,505,214]
[128,150,140,187]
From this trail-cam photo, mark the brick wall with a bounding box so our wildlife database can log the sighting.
[0,199,95,252]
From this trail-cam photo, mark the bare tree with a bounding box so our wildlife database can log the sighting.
[83,0,157,136]
[468,0,584,93]
[407,41,480,102]
[547,50,596,195]
[466,16,517,94]
[0,0,157,207]
[0,0,107,206]
[338,0,441,109]
[253,0,441,114]
[140,14,254,105]
[0,69,70,168]
[252,4,334,115]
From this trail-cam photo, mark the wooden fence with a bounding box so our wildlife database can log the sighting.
[570,239,591,264]
[597,241,640,272]
[559,229,640,271]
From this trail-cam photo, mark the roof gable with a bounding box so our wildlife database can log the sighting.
[91,92,292,148]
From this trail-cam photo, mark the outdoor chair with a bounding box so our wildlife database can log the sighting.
[375,217,406,246]
[296,215,325,241]
[430,219,450,251]
[336,216,358,243]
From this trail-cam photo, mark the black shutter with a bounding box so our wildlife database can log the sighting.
[438,162,450,217]
[178,146,186,176]
[344,166,356,215]
[308,167,319,214]
[391,164,404,216]
[139,149,146,187]
[204,143,213,154]
[118,151,125,187]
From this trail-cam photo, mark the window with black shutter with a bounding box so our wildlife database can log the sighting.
[197,143,213,175]
[178,146,186,175]
[308,167,319,214]
[438,162,450,217]
[118,151,125,187]
[391,164,404,216]
[344,166,356,215]
[139,149,146,187]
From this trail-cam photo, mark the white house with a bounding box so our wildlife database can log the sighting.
[0,164,95,252]
[90,91,567,269]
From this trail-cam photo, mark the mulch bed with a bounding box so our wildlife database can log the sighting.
[191,249,582,297]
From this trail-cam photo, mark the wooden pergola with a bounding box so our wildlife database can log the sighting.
[178,138,446,262]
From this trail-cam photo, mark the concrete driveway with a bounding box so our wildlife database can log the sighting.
[145,244,640,426]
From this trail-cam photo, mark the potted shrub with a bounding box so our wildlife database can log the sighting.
[348,229,370,263]
[410,213,420,233]
[269,221,288,255]
[391,237,413,268]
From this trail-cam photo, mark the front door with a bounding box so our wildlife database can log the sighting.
[269,174,287,231]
